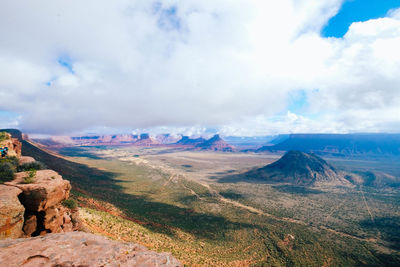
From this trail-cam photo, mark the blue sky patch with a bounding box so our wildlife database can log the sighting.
[156,4,181,31]
[57,55,74,73]
[322,0,400,38]
[288,90,308,114]
[0,110,20,128]
[45,76,57,87]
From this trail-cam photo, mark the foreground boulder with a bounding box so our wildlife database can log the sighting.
[6,170,71,211]
[0,232,181,267]
[0,185,25,239]
[3,169,79,237]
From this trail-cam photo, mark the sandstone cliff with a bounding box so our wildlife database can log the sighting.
[195,134,235,152]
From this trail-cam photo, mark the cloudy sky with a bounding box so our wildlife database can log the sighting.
[1,0,400,136]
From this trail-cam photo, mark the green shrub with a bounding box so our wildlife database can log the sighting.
[62,198,77,209]
[0,156,19,168]
[0,162,15,183]
[22,169,36,184]
[18,161,45,172]
[0,132,8,142]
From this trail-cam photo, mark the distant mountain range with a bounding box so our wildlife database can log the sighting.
[71,134,140,145]
[4,129,399,187]
[32,133,236,152]
[257,134,400,156]
[26,132,400,156]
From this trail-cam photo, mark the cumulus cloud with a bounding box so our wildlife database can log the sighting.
[0,0,399,135]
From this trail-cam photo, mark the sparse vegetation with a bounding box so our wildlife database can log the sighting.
[22,169,36,184]
[62,198,78,209]
[219,190,243,200]
[181,164,192,168]
[21,141,400,266]
[0,162,15,183]
[0,131,8,142]
[0,156,18,183]
[18,161,45,172]
[0,156,19,167]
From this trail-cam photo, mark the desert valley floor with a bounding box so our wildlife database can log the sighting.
[24,143,400,266]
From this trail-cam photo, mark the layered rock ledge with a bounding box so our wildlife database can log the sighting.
[6,170,71,212]
[0,231,181,267]
[3,169,78,236]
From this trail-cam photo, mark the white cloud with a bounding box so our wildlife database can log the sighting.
[0,1,399,135]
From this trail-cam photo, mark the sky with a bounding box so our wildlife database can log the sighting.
[1,0,400,136]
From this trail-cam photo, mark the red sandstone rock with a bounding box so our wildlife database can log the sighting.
[0,133,21,158]
[43,204,65,233]
[61,214,73,232]
[0,232,181,267]
[12,138,22,157]
[23,215,37,236]
[63,212,71,224]
[0,185,24,239]
[18,156,36,165]
[195,134,235,152]
[70,209,82,230]
[6,170,71,212]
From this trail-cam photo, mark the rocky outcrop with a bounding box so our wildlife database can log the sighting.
[0,132,21,157]
[156,134,181,144]
[133,134,159,146]
[6,170,71,211]
[0,185,25,239]
[0,231,181,267]
[195,134,235,152]
[2,169,79,238]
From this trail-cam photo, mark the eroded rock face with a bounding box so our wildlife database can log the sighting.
[0,232,181,267]
[0,133,21,157]
[3,169,78,237]
[6,170,71,211]
[12,138,22,157]
[22,215,37,236]
[0,185,24,239]
[195,134,235,152]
